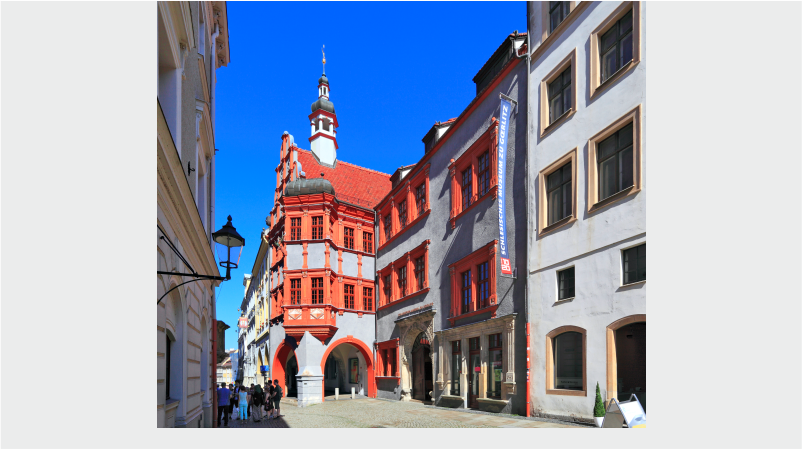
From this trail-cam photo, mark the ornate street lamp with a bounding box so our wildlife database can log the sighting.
[157,215,245,304]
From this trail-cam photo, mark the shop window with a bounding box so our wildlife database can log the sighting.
[311,278,323,305]
[344,284,354,309]
[488,334,502,398]
[363,232,373,253]
[363,287,373,311]
[290,217,301,240]
[450,341,461,395]
[344,227,354,250]
[312,216,323,240]
[546,326,587,396]
[558,267,575,300]
[291,278,301,305]
[415,256,425,291]
[623,243,646,284]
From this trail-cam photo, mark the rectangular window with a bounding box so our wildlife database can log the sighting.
[600,9,634,83]
[398,200,407,229]
[488,333,502,398]
[398,266,407,298]
[478,151,490,197]
[291,278,301,305]
[548,67,572,124]
[451,341,461,395]
[290,217,301,241]
[311,277,323,305]
[623,243,646,284]
[384,214,392,241]
[415,256,425,291]
[477,261,489,309]
[363,287,373,311]
[549,1,571,32]
[553,331,583,390]
[547,161,572,225]
[384,274,392,304]
[415,184,426,216]
[469,336,480,351]
[461,270,472,314]
[363,232,373,253]
[344,227,354,250]
[558,267,575,300]
[312,216,323,240]
[461,168,473,210]
[344,284,354,309]
[598,123,634,200]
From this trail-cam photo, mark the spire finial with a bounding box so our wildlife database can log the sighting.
[322,45,326,74]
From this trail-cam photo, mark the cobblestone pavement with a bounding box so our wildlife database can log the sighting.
[219,398,581,428]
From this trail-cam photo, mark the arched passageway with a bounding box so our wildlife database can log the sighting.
[607,315,646,410]
[320,338,374,400]
[272,340,298,398]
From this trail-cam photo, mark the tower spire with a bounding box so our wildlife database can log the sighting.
[322,45,326,75]
[309,54,337,167]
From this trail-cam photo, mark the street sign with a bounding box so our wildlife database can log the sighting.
[238,316,247,328]
[602,394,646,428]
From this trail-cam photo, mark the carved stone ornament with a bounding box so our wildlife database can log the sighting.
[309,308,324,319]
[287,309,302,320]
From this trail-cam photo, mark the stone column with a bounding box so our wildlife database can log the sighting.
[295,331,325,407]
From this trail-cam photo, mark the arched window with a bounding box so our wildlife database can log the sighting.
[546,325,587,396]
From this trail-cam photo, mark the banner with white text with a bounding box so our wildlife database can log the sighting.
[498,97,512,275]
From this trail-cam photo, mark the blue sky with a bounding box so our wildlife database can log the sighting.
[213,1,527,350]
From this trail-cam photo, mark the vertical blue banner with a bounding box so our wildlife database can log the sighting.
[498,97,512,275]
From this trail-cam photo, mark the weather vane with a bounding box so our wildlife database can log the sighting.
[322,45,326,74]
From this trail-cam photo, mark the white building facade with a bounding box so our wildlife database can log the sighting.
[526,1,646,422]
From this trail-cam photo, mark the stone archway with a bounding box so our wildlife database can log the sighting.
[398,317,434,401]
[606,314,646,407]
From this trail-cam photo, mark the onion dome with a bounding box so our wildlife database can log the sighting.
[284,177,335,197]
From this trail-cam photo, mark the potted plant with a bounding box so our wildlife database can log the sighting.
[593,382,605,427]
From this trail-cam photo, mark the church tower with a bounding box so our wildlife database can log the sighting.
[308,47,338,166]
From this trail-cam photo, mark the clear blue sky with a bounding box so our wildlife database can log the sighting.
[213,1,527,351]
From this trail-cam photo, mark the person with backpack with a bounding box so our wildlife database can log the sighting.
[216,383,230,427]
[251,384,264,422]
[265,381,274,416]
[269,379,283,420]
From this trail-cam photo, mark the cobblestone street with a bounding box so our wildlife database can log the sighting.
[219,398,583,428]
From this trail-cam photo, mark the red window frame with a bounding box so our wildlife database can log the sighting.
[312,216,323,240]
[377,339,400,379]
[448,240,498,325]
[398,200,407,230]
[344,227,354,250]
[415,183,426,219]
[415,256,425,291]
[383,274,392,305]
[290,217,301,241]
[376,240,430,310]
[383,214,392,242]
[344,284,354,309]
[375,164,431,249]
[363,232,373,253]
[363,287,373,311]
[448,123,499,229]
[311,277,323,304]
[290,278,301,305]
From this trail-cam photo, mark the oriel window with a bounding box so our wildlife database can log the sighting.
[547,161,572,225]
[344,227,354,250]
[291,278,301,305]
[344,284,354,309]
[597,123,634,200]
[478,151,490,197]
[312,216,323,240]
[623,243,646,284]
[290,217,301,240]
[548,67,572,124]
[363,232,373,253]
[363,287,373,311]
[311,277,323,305]
[600,9,634,83]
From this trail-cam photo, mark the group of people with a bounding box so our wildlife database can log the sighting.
[216,379,283,427]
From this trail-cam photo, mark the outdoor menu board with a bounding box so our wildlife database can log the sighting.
[602,394,647,428]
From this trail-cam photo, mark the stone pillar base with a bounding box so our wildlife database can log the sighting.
[296,374,324,407]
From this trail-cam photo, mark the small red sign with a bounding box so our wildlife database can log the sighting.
[500,257,512,275]
[238,317,248,328]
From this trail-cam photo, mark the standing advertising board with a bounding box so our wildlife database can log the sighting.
[601,394,647,428]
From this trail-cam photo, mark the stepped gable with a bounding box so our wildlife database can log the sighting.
[296,148,391,208]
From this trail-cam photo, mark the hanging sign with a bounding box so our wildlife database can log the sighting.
[602,394,647,428]
[238,316,248,328]
[498,96,513,275]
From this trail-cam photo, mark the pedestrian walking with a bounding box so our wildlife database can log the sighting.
[252,384,264,422]
[270,379,283,420]
[216,383,230,427]
[228,384,236,421]
[237,384,249,421]
[265,382,274,416]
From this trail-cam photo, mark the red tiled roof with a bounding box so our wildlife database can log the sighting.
[296,149,391,209]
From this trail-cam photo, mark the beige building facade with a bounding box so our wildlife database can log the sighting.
[157,1,231,428]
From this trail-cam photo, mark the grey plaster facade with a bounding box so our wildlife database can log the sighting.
[375,39,529,415]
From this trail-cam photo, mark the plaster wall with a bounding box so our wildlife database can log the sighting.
[307,243,326,269]
[375,61,529,414]
[361,255,374,275]
[526,1,647,421]
[287,243,303,270]
[341,252,358,277]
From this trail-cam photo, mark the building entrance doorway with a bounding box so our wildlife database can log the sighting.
[286,354,298,398]
[411,333,432,401]
[615,322,645,410]
[467,337,480,408]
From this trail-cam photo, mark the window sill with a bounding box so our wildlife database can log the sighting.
[378,208,430,251]
[620,279,646,288]
[553,297,575,306]
[588,185,638,215]
[591,60,640,101]
[165,398,180,411]
[447,304,499,326]
[541,109,576,138]
[538,215,576,237]
[376,287,430,312]
[546,388,587,397]
[450,185,497,229]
